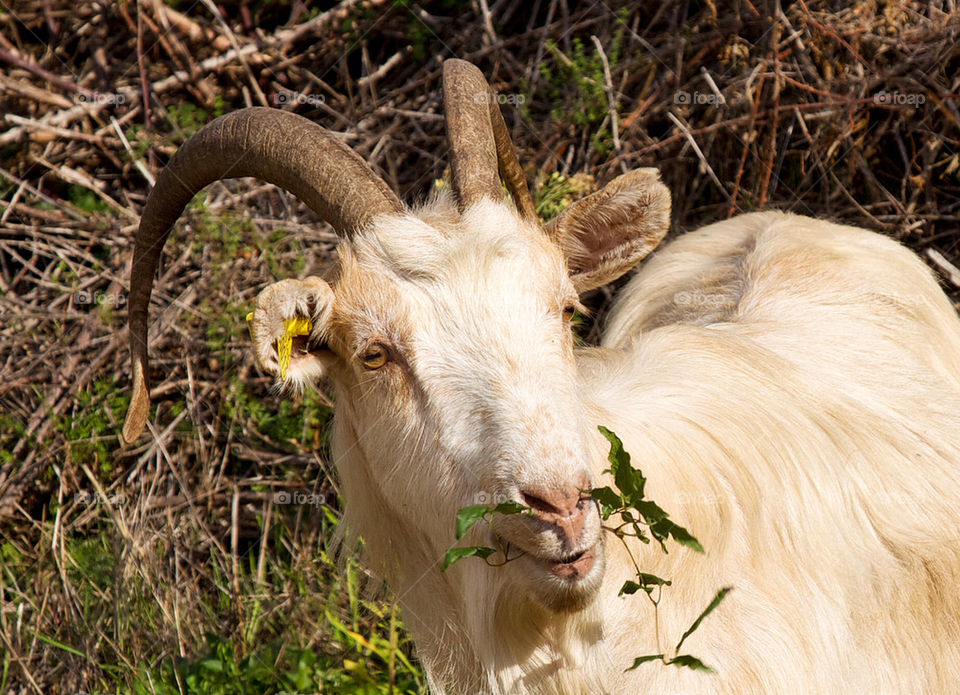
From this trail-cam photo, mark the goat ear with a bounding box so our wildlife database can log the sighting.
[546,168,671,293]
[248,276,335,392]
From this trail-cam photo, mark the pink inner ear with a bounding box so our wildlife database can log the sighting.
[566,204,646,275]
[585,224,632,258]
[550,168,671,292]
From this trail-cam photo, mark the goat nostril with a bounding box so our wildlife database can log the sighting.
[522,492,559,515]
[519,483,592,548]
[520,485,585,518]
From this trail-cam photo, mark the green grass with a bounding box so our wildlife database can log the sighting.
[166,98,227,142]
[1,495,424,693]
[57,377,130,473]
[224,376,333,452]
[536,9,630,157]
[534,171,595,221]
[0,412,30,464]
[68,184,111,214]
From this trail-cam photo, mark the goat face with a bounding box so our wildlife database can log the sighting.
[123,61,670,615]
[247,168,670,612]
[250,199,598,610]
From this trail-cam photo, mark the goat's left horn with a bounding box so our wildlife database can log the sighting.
[122,107,402,445]
[442,59,537,220]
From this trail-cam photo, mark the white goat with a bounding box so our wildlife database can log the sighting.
[123,60,960,694]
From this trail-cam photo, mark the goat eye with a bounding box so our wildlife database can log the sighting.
[361,344,389,370]
[562,305,576,322]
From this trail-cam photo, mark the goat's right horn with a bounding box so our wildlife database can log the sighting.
[442,59,537,220]
[122,106,402,445]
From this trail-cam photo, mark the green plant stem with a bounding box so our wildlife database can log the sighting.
[482,517,525,567]
[603,523,663,656]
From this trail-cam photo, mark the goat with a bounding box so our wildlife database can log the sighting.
[122,59,960,694]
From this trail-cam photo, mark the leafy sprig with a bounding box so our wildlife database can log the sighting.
[442,426,730,674]
[592,426,730,673]
[591,426,703,554]
[441,500,530,571]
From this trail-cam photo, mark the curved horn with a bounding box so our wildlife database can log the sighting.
[442,60,537,220]
[122,107,402,444]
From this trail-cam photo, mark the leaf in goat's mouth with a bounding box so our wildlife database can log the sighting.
[442,545,495,570]
[443,501,532,570]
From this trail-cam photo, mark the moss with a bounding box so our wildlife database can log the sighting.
[538,10,629,157]
[57,378,129,469]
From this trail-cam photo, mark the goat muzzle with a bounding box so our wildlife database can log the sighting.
[520,477,592,550]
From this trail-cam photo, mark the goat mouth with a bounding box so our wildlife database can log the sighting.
[514,543,604,612]
[542,548,596,580]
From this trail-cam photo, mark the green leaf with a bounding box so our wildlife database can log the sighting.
[650,516,704,553]
[625,653,665,671]
[592,422,723,678]
[598,425,626,461]
[619,580,645,596]
[635,500,669,525]
[668,654,715,673]
[620,573,673,597]
[598,426,646,501]
[675,587,731,653]
[637,572,672,588]
[665,521,704,554]
[455,505,491,540]
[491,500,529,516]
[454,501,529,541]
[442,545,495,571]
[588,485,621,519]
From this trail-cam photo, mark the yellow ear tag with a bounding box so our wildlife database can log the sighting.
[277,316,313,380]
[245,312,255,341]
